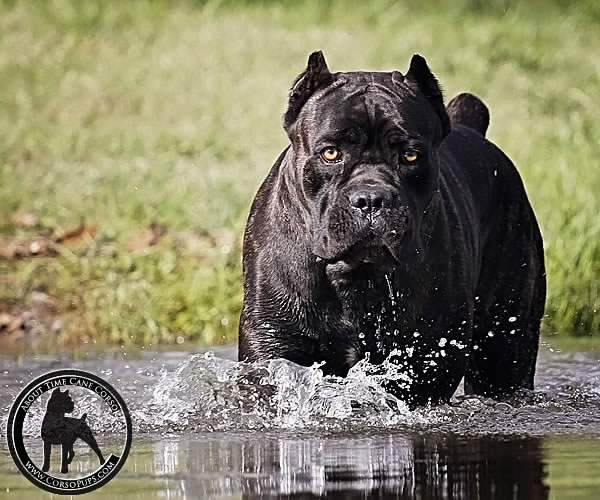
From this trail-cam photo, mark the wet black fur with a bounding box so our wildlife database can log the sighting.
[40,388,105,473]
[238,52,546,406]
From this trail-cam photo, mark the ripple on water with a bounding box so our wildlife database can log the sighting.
[2,348,599,438]
[131,349,600,436]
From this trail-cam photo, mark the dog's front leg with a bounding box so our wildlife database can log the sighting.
[238,323,319,367]
[41,441,51,472]
[60,443,69,473]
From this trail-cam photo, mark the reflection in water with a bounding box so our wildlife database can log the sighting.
[1,348,598,498]
[144,432,549,499]
[154,439,180,476]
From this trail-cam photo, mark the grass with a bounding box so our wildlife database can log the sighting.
[0,0,598,347]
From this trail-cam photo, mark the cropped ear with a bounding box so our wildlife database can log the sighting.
[283,51,334,134]
[405,54,450,140]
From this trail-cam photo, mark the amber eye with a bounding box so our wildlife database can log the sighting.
[402,150,419,163]
[321,147,342,162]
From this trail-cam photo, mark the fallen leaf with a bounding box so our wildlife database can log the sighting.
[0,239,17,260]
[0,312,25,333]
[0,237,55,260]
[0,300,62,341]
[125,222,168,251]
[11,209,38,228]
[54,220,98,245]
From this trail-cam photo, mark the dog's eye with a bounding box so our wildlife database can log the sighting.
[321,147,342,162]
[402,150,419,163]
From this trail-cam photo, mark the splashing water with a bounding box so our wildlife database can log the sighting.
[1,346,599,438]
[135,352,423,433]
[130,348,600,436]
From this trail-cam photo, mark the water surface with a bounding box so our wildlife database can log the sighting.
[1,344,599,498]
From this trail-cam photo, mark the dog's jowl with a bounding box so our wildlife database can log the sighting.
[238,52,546,406]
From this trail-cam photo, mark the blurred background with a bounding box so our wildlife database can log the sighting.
[0,0,598,350]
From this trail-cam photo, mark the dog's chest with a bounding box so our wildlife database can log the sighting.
[316,269,473,371]
[317,276,419,366]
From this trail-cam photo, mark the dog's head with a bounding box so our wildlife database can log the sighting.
[284,52,450,278]
[47,388,75,414]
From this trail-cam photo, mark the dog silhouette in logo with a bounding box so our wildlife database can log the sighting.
[40,388,105,473]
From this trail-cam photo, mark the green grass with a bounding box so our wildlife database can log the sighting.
[0,0,598,346]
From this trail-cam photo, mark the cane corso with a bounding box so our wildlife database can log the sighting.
[41,388,105,473]
[238,52,545,406]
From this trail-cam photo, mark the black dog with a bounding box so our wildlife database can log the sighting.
[40,388,105,473]
[238,52,545,406]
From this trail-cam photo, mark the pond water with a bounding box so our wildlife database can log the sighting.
[1,344,599,499]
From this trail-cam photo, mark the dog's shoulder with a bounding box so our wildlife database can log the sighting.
[244,146,294,251]
[448,121,525,190]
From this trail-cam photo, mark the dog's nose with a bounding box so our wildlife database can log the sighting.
[349,187,392,213]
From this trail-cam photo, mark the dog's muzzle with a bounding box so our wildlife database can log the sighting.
[313,180,410,272]
[348,184,394,215]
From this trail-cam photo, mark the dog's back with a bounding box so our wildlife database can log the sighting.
[441,93,545,396]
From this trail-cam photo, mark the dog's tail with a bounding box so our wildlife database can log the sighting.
[446,93,489,137]
[80,413,87,421]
